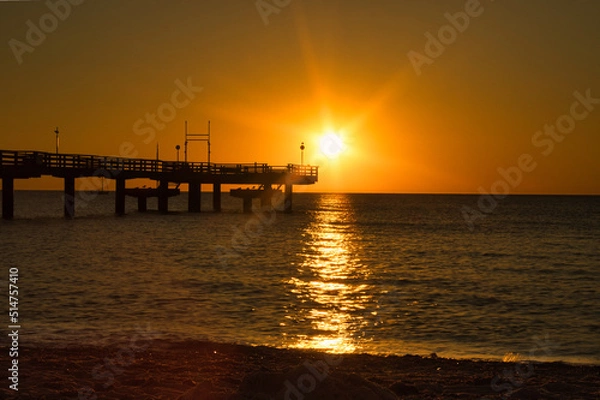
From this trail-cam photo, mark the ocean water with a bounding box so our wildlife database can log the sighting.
[1,191,599,364]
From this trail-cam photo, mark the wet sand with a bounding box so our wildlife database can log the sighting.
[2,340,599,399]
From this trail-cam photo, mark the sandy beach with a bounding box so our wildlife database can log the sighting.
[2,340,598,399]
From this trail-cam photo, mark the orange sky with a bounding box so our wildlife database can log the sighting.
[1,0,599,193]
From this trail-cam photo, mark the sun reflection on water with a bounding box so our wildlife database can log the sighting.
[285,194,372,353]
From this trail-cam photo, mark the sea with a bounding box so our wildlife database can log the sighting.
[1,191,599,365]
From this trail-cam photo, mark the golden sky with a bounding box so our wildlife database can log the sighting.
[1,0,599,193]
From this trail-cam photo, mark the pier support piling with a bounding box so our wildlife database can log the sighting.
[64,176,75,219]
[188,182,201,213]
[115,178,126,216]
[243,197,252,213]
[284,184,293,213]
[2,177,14,220]
[261,185,273,209]
[137,197,147,213]
[213,183,221,212]
[158,180,169,214]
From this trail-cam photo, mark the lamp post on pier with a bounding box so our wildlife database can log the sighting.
[54,127,59,154]
[300,142,305,166]
[176,145,181,162]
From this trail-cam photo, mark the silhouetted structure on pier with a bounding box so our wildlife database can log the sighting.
[0,150,318,219]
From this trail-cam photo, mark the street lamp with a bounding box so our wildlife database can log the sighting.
[176,145,181,162]
[300,142,305,165]
[54,127,59,154]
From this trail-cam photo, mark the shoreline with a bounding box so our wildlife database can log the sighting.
[3,339,599,399]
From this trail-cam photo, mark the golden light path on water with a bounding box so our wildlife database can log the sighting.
[286,194,373,353]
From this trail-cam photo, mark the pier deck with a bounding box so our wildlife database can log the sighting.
[0,150,318,219]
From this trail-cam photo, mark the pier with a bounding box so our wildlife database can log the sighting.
[0,150,318,219]
[230,187,283,214]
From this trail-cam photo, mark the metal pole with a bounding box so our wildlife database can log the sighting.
[300,142,305,166]
[185,120,210,165]
[184,121,188,163]
[54,127,59,154]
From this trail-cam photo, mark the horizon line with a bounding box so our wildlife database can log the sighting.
[5,189,599,196]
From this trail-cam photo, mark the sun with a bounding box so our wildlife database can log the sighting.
[319,132,345,159]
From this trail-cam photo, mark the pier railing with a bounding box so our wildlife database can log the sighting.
[0,150,318,179]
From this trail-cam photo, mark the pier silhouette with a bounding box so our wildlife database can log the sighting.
[0,150,318,219]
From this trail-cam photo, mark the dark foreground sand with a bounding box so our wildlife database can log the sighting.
[2,340,599,399]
